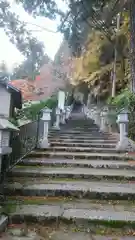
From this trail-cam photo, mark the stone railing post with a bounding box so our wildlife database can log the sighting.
[90,107,95,120]
[93,107,101,126]
[0,118,19,179]
[57,90,66,125]
[38,107,52,149]
[116,109,129,151]
[61,109,66,124]
[83,105,88,116]
[100,107,108,132]
[53,107,61,130]
[65,106,72,121]
[87,93,92,108]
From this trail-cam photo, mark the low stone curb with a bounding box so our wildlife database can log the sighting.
[50,141,117,148]
[45,146,123,153]
[49,139,118,144]
[9,204,135,227]
[20,158,135,170]
[28,151,129,160]
[4,181,135,200]
[8,166,135,181]
[0,215,8,233]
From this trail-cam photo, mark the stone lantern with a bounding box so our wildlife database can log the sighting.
[38,107,52,149]
[0,118,19,172]
[116,109,129,151]
[117,109,128,139]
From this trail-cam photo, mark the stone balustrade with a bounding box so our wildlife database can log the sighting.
[36,90,135,152]
[84,104,119,132]
[38,90,73,149]
[115,109,135,152]
[100,107,109,132]
[84,103,135,152]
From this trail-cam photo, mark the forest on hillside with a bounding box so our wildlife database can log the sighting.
[72,11,129,100]
[1,0,135,138]
[0,0,134,100]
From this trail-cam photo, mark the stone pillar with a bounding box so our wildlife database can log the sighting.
[83,105,87,116]
[86,108,91,119]
[53,107,61,130]
[57,90,66,125]
[116,109,129,151]
[94,107,101,126]
[90,108,95,120]
[61,109,66,124]
[38,107,52,149]
[65,106,71,121]
[0,118,19,178]
[58,90,66,111]
[100,107,108,132]
[87,93,92,108]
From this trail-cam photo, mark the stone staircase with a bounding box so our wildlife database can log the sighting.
[1,112,135,239]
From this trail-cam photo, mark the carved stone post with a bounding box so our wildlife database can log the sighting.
[100,107,108,132]
[53,107,61,130]
[90,108,95,120]
[61,109,66,124]
[0,118,19,178]
[65,106,71,121]
[58,90,66,111]
[94,107,101,126]
[116,109,129,151]
[38,107,52,149]
[87,93,92,108]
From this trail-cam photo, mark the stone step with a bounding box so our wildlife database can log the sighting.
[49,135,118,140]
[50,139,118,144]
[0,215,8,233]
[50,141,116,148]
[49,132,115,136]
[8,166,135,181]
[50,129,100,133]
[4,180,135,200]
[4,177,112,187]
[28,150,128,160]
[49,131,101,135]
[2,231,135,240]
[65,121,94,125]
[66,124,97,127]
[6,176,130,185]
[1,226,41,240]
[7,201,135,227]
[65,125,98,128]
[63,127,99,130]
[20,158,133,169]
[45,146,121,153]
[6,196,134,208]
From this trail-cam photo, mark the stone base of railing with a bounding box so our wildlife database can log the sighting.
[116,137,135,152]
[37,139,50,149]
[52,123,60,130]
[0,214,8,233]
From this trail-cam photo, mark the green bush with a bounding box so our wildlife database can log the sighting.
[107,89,135,140]
[17,96,58,121]
[107,89,131,111]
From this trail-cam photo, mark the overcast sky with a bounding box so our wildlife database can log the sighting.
[0,0,68,71]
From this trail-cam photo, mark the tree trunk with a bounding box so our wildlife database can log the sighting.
[129,0,135,92]
[112,13,121,98]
